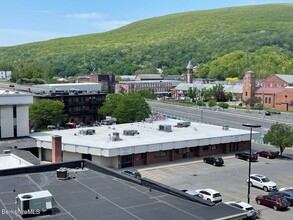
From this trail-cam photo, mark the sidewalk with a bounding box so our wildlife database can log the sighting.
[136,153,236,172]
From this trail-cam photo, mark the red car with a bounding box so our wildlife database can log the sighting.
[256,194,289,211]
[256,150,279,159]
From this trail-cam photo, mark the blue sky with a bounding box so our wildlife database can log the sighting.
[1,0,292,46]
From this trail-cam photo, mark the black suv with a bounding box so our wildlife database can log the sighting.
[235,152,258,162]
[203,156,224,166]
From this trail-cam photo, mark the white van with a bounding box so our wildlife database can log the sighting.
[47,125,56,130]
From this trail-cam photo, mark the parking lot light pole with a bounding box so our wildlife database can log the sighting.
[242,123,261,204]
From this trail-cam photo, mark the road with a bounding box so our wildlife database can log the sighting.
[148,101,293,133]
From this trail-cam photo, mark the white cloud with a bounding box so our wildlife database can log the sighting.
[0,28,71,46]
[67,12,106,19]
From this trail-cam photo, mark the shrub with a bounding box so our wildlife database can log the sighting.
[218,102,229,109]
[208,99,217,107]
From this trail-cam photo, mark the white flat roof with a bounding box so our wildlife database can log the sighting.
[31,119,257,157]
[0,154,33,170]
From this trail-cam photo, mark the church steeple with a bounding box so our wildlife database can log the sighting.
[186,61,193,84]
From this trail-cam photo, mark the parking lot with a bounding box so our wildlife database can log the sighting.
[137,149,293,220]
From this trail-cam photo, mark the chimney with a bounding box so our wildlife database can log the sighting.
[52,135,62,163]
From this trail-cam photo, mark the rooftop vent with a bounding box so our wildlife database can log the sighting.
[111,132,121,141]
[123,130,139,136]
[176,121,191,127]
[159,124,172,132]
[222,125,229,130]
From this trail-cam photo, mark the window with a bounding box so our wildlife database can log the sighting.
[265,97,268,103]
[176,149,182,154]
[13,105,17,118]
[154,151,167,158]
[269,97,271,104]
[136,154,143,160]
[202,146,209,151]
[203,145,217,151]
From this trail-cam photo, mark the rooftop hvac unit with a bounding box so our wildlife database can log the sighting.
[56,168,69,180]
[112,132,120,141]
[79,129,86,135]
[222,125,229,130]
[123,130,139,136]
[176,121,191,127]
[15,190,53,216]
[159,124,172,132]
[85,129,95,135]
[3,149,11,154]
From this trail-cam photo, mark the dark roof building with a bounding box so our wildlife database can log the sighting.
[0,160,247,220]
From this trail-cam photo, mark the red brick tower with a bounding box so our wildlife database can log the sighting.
[242,71,256,101]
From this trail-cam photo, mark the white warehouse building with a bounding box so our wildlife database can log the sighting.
[0,91,33,139]
[30,119,259,169]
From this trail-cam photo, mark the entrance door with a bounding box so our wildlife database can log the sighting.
[121,155,133,168]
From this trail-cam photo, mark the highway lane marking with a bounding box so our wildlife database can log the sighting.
[149,102,293,126]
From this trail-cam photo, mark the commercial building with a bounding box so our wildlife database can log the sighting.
[115,80,180,95]
[75,73,116,93]
[0,70,12,80]
[30,83,106,125]
[30,119,258,169]
[0,90,33,139]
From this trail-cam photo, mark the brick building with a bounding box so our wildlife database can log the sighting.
[243,72,293,111]
[76,72,116,93]
[115,80,180,95]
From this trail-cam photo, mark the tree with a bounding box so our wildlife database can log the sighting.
[98,93,123,117]
[113,93,151,123]
[264,122,293,156]
[187,87,198,102]
[243,97,262,108]
[29,99,68,128]
[136,89,156,99]
[211,84,227,102]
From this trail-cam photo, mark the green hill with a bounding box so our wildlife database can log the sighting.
[0,3,293,81]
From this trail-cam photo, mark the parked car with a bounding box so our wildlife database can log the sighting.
[265,111,271,116]
[181,190,204,199]
[225,201,255,218]
[269,191,293,206]
[195,189,222,203]
[255,194,289,210]
[247,174,277,192]
[279,187,293,192]
[256,150,279,159]
[235,152,258,162]
[121,169,141,179]
[203,156,224,166]
[271,109,281,114]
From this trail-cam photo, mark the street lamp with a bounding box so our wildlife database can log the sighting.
[242,123,261,204]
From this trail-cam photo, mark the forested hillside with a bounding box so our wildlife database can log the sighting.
[0,3,292,81]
